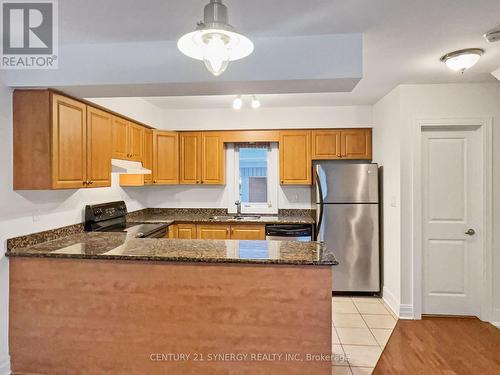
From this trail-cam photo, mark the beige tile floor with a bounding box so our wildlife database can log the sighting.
[332,296,397,374]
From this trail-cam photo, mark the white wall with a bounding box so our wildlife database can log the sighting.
[374,83,500,322]
[372,88,402,315]
[0,85,150,373]
[87,97,164,129]
[157,105,373,131]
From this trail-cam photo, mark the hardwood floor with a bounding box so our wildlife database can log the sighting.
[374,317,500,374]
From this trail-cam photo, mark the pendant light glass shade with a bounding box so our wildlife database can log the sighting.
[177,0,254,76]
[440,48,484,72]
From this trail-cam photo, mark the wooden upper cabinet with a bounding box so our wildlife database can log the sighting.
[340,128,372,160]
[111,117,145,162]
[197,224,230,240]
[51,94,88,189]
[129,122,144,161]
[153,130,179,184]
[86,107,112,188]
[13,90,115,190]
[179,132,202,184]
[111,116,129,160]
[143,129,153,184]
[230,225,265,240]
[312,130,341,160]
[201,133,225,185]
[279,130,312,185]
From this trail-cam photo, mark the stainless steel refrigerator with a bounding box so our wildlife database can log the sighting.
[314,162,380,293]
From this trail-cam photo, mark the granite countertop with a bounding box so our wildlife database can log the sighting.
[127,213,315,225]
[6,232,337,266]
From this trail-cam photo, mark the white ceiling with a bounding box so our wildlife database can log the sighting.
[64,0,500,108]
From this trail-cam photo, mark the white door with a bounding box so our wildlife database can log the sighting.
[422,127,483,316]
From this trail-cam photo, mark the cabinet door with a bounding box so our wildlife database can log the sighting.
[153,131,179,184]
[129,122,145,162]
[201,133,225,184]
[51,94,87,189]
[143,129,153,184]
[111,116,129,160]
[86,107,112,188]
[230,225,265,240]
[177,224,197,239]
[179,132,201,184]
[196,224,230,240]
[279,130,311,185]
[340,129,372,160]
[311,130,341,160]
[168,225,178,239]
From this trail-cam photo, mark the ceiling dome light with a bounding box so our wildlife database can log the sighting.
[440,48,484,73]
[178,0,254,76]
[232,96,243,110]
[251,96,261,109]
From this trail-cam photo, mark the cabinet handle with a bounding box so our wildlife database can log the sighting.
[89,181,94,185]
[83,180,87,185]
[153,180,157,184]
[200,181,204,184]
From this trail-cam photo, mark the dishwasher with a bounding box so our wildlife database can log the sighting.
[265,224,313,241]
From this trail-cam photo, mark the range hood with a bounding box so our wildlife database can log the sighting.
[111,159,151,175]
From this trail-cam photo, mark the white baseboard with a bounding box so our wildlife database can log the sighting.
[382,286,414,319]
[399,304,414,319]
[382,286,399,317]
[0,354,10,375]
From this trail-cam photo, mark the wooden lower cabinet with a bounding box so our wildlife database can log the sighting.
[167,225,178,239]
[168,223,265,240]
[177,224,197,239]
[197,224,230,240]
[230,225,266,240]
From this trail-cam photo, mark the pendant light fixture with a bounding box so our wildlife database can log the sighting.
[177,0,254,76]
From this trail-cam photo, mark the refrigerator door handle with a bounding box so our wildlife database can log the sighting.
[315,171,324,239]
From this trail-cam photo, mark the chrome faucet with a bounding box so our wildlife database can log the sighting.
[235,200,242,217]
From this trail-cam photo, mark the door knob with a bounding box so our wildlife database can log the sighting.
[465,228,476,236]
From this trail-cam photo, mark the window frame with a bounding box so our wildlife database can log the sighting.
[231,143,279,215]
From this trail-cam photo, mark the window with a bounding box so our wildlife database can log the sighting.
[231,143,278,214]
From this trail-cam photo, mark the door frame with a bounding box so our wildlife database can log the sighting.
[411,118,493,321]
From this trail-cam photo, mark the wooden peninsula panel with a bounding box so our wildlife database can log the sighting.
[10,257,332,375]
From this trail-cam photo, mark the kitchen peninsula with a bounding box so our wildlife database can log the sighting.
[7,231,337,375]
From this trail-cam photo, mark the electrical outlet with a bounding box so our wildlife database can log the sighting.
[32,212,40,222]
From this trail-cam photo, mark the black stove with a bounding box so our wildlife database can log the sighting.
[84,201,167,238]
